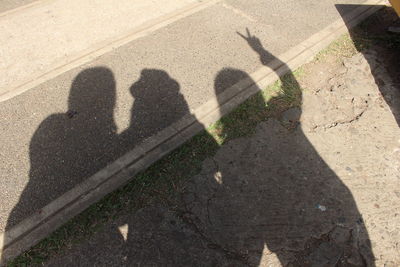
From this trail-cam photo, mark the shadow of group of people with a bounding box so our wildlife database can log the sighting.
[5,25,385,266]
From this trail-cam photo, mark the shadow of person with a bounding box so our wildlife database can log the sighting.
[4,67,118,256]
[336,4,400,127]
[183,29,375,266]
[119,69,197,265]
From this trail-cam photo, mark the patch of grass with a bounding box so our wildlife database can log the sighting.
[314,34,359,62]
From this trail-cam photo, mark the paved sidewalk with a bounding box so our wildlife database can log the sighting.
[45,40,400,266]
[0,0,198,98]
[0,0,370,235]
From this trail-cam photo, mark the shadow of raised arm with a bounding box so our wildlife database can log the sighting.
[238,28,301,101]
[237,28,276,66]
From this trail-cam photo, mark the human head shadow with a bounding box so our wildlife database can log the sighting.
[182,29,375,266]
[5,67,117,232]
[336,4,400,126]
[120,69,189,143]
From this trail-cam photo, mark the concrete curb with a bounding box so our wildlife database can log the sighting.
[0,0,386,264]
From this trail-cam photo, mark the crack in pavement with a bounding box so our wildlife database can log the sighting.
[175,207,251,265]
[312,108,367,131]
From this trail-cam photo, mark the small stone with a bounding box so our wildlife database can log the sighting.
[213,171,223,184]
[316,204,327,212]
